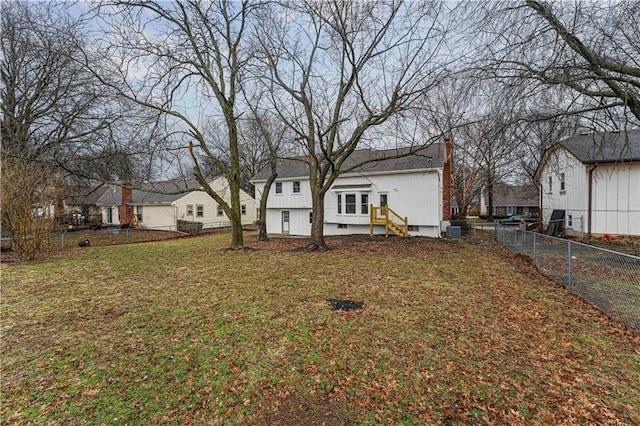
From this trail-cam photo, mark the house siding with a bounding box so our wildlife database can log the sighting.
[540,149,589,235]
[540,147,640,236]
[255,169,443,237]
[136,204,176,230]
[591,162,640,235]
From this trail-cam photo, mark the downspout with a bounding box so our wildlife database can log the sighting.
[588,164,598,235]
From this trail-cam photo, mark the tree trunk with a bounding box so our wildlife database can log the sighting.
[258,172,277,242]
[227,176,244,250]
[487,181,494,220]
[308,188,327,251]
[230,211,244,250]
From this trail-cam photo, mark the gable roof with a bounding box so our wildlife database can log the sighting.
[558,129,640,164]
[485,185,538,207]
[251,143,445,181]
[65,184,112,206]
[96,177,205,206]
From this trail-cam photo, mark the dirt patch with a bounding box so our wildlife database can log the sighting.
[252,234,461,256]
[326,299,363,311]
[572,235,640,257]
[259,394,355,426]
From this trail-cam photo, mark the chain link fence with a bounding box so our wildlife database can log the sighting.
[496,225,640,335]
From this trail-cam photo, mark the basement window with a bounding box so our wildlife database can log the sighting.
[408,225,419,232]
[337,224,348,229]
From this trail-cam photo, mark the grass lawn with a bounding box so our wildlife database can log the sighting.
[2,233,639,424]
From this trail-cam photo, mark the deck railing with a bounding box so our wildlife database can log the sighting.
[370,205,408,237]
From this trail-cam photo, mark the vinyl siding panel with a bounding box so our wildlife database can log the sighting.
[591,163,640,235]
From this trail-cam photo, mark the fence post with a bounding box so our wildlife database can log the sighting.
[514,229,519,253]
[532,232,537,266]
[61,230,66,248]
[567,241,573,289]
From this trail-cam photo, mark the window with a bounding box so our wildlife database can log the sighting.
[559,173,566,191]
[309,211,313,224]
[345,194,356,214]
[380,193,388,207]
[197,205,204,217]
[548,176,553,193]
[186,204,193,216]
[106,207,113,224]
[337,224,348,229]
[506,206,514,215]
[451,206,459,216]
[216,204,223,217]
[136,206,143,221]
[293,181,301,193]
[337,194,342,214]
[361,194,368,214]
[241,204,247,215]
[568,214,573,227]
[275,182,282,194]
[408,225,419,232]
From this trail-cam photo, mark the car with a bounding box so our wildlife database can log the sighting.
[498,215,538,226]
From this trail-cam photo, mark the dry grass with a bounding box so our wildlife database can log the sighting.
[2,232,639,425]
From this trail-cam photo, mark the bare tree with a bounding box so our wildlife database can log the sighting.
[254,0,455,250]
[94,0,258,250]
[1,159,58,260]
[471,0,640,128]
[0,1,113,163]
[0,1,127,258]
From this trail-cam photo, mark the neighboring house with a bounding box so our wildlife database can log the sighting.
[63,184,112,224]
[251,142,452,238]
[96,176,257,231]
[479,185,539,217]
[536,129,640,236]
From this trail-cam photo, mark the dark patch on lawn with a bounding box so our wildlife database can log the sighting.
[260,394,355,426]
[327,299,363,311]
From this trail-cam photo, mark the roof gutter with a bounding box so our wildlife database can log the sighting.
[587,164,598,235]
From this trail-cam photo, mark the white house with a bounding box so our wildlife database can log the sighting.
[96,176,257,231]
[536,129,640,236]
[251,143,452,238]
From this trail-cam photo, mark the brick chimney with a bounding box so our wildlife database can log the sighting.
[442,136,452,221]
[119,184,133,228]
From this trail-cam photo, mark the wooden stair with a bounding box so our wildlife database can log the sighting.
[369,205,408,237]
